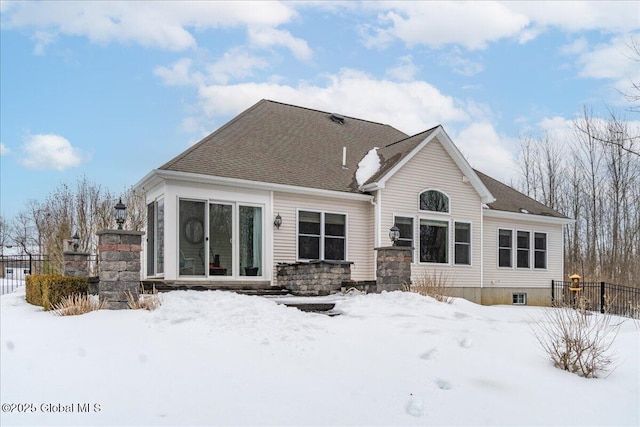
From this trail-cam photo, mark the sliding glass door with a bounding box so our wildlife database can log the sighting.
[209,203,233,277]
[179,200,206,276]
[178,199,263,278]
[239,206,262,276]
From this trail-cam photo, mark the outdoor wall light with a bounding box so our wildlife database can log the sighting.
[274,213,283,229]
[72,231,80,251]
[389,225,400,246]
[114,198,127,230]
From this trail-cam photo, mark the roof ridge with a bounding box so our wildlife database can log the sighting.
[160,100,268,170]
[474,168,567,217]
[262,99,405,131]
[382,124,440,149]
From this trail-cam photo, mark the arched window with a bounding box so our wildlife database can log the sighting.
[419,190,449,213]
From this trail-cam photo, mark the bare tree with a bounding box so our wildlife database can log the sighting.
[517,106,640,286]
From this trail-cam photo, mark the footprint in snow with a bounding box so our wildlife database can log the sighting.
[405,393,424,417]
[436,379,452,390]
[459,338,472,348]
[419,348,437,360]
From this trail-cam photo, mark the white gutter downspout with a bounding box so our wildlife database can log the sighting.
[371,189,382,280]
[480,202,484,290]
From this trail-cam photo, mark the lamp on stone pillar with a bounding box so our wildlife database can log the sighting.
[389,225,400,246]
[114,198,127,230]
[72,231,80,251]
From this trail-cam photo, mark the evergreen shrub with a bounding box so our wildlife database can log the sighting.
[26,274,88,311]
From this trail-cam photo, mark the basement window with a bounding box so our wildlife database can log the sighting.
[512,293,527,305]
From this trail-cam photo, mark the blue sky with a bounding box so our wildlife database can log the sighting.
[1,1,638,219]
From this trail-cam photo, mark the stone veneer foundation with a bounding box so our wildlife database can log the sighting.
[277,260,352,296]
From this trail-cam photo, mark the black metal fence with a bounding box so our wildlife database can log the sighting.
[552,280,640,318]
[0,254,99,296]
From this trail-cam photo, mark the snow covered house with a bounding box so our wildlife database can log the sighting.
[135,100,571,305]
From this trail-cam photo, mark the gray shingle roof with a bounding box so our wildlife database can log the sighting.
[160,99,567,219]
[160,100,408,193]
[474,169,568,218]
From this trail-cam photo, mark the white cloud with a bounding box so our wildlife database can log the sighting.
[362,1,639,51]
[2,1,297,51]
[206,48,269,84]
[576,36,637,81]
[362,2,529,50]
[385,55,419,81]
[438,48,484,76]
[20,134,87,171]
[197,68,471,135]
[509,1,639,34]
[32,30,56,55]
[453,122,519,183]
[560,37,588,56]
[248,27,312,61]
[0,142,10,156]
[155,49,269,87]
[559,34,640,104]
[154,58,201,86]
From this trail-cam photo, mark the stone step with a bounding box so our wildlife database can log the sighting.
[278,302,337,313]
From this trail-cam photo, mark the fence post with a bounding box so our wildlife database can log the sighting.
[600,281,606,314]
[551,280,555,306]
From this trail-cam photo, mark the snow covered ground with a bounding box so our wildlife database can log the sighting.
[1,286,638,426]
[1,278,24,296]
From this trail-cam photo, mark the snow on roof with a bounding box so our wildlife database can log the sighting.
[355,147,380,187]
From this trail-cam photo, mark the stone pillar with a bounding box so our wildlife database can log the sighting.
[376,246,412,293]
[63,251,90,277]
[97,229,144,310]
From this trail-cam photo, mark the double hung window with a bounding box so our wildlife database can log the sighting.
[517,231,530,268]
[534,232,547,269]
[298,211,346,261]
[394,216,414,262]
[454,222,471,265]
[498,229,512,268]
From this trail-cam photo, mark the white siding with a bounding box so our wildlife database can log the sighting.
[380,136,483,287]
[482,215,563,289]
[273,192,374,281]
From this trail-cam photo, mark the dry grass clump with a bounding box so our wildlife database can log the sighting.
[52,294,105,316]
[404,271,454,304]
[532,298,622,378]
[126,285,162,311]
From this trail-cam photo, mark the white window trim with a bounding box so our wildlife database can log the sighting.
[236,202,266,279]
[454,220,473,267]
[496,227,549,272]
[147,196,165,278]
[418,216,451,265]
[516,230,531,270]
[512,292,527,305]
[177,198,267,279]
[296,209,348,262]
[393,214,416,263]
[533,231,548,270]
[417,188,451,215]
[497,228,514,269]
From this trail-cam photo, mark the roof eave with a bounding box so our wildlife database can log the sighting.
[483,208,574,225]
[139,169,375,201]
